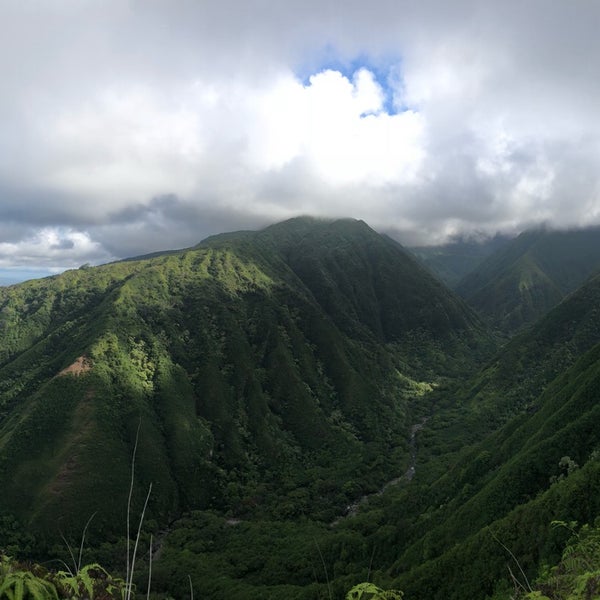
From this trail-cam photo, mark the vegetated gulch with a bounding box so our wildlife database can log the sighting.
[2,217,600,599]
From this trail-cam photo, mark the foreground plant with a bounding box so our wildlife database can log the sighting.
[346,582,404,599]
[50,563,127,599]
[0,554,127,600]
[516,520,600,600]
[0,555,58,600]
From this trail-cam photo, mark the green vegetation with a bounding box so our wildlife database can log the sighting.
[4,217,600,599]
[0,554,59,600]
[456,226,600,333]
[522,520,600,600]
[346,582,404,599]
[0,553,128,599]
[410,234,511,288]
[0,217,491,537]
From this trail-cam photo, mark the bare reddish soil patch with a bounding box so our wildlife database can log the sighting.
[57,355,92,377]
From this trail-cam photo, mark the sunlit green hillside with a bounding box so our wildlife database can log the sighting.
[0,217,491,545]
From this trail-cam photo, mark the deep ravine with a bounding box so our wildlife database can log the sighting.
[333,416,429,524]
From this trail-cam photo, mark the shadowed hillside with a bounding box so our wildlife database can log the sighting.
[456,226,600,333]
[0,217,492,543]
[410,234,511,288]
[144,269,600,599]
[3,218,600,599]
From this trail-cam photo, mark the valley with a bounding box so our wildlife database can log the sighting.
[1,217,600,599]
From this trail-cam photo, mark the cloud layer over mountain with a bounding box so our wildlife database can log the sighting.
[1,0,599,274]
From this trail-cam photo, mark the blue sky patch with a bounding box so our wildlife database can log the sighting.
[0,268,62,286]
[295,46,405,115]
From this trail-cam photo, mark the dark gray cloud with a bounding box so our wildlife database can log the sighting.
[1,0,600,276]
[93,195,272,258]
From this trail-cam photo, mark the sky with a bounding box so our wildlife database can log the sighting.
[1,0,600,282]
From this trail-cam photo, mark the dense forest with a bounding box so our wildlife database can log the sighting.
[2,217,600,599]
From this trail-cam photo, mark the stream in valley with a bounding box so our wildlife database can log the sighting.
[333,416,429,524]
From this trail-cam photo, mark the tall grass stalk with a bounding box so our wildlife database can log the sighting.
[126,482,152,600]
[76,512,97,573]
[126,420,142,590]
[146,535,153,600]
[313,538,332,600]
[125,419,153,600]
[490,529,533,593]
[59,512,96,575]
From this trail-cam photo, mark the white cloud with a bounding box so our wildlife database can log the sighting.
[0,227,112,269]
[43,85,204,206]
[18,65,425,226]
[2,0,600,274]
[247,68,424,186]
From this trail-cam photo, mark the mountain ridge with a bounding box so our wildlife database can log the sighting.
[6,217,600,599]
[455,226,600,333]
[0,217,493,542]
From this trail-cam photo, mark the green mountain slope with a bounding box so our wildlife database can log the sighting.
[257,218,493,376]
[456,226,600,333]
[374,272,600,598]
[0,217,492,542]
[146,272,600,600]
[410,234,511,288]
[437,271,600,438]
[5,217,600,599]
[390,341,600,599]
